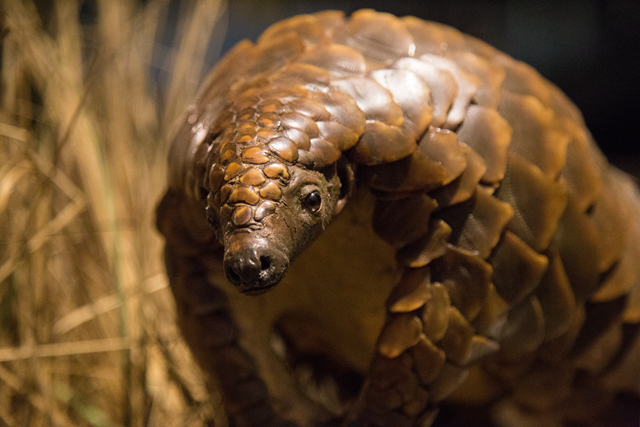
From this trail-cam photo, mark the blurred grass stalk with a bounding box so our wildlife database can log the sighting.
[0,0,226,425]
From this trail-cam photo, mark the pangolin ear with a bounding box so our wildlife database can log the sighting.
[334,158,355,216]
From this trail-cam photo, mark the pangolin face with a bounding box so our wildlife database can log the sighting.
[204,133,347,295]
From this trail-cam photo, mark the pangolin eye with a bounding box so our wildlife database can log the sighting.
[302,191,322,213]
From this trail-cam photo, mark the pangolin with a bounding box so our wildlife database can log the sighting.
[156,9,640,427]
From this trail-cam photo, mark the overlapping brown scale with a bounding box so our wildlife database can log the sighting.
[401,17,451,56]
[286,97,330,122]
[280,111,320,138]
[621,193,640,316]
[224,161,243,181]
[396,219,451,268]
[498,91,572,178]
[429,144,486,208]
[431,245,492,321]
[466,335,500,365]
[372,193,438,248]
[331,77,404,126]
[412,336,446,385]
[210,108,235,136]
[537,304,585,365]
[335,9,415,67]
[348,121,417,165]
[368,352,413,393]
[300,138,342,168]
[419,53,481,129]
[234,132,255,146]
[236,106,256,122]
[298,44,367,78]
[417,126,468,183]
[219,204,233,221]
[268,137,299,163]
[254,201,276,221]
[256,127,279,142]
[241,146,270,164]
[430,362,469,403]
[393,57,458,128]
[472,284,510,340]
[312,10,345,34]
[377,313,423,358]
[421,282,451,342]
[208,163,225,193]
[438,306,475,366]
[458,189,514,259]
[589,171,631,273]
[593,188,640,305]
[235,121,257,137]
[282,128,311,150]
[310,90,367,135]
[362,131,459,193]
[316,121,359,151]
[401,386,430,419]
[268,63,332,92]
[534,248,577,340]
[228,186,260,205]
[263,163,290,180]
[496,55,552,107]
[257,98,284,114]
[259,182,282,201]
[230,68,272,92]
[553,193,601,303]
[232,205,253,226]
[573,321,623,375]
[490,231,549,305]
[370,68,433,140]
[593,239,637,304]
[220,142,238,164]
[387,266,431,313]
[256,111,279,129]
[449,51,505,109]
[496,153,568,252]
[365,355,418,425]
[260,85,309,103]
[239,167,265,186]
[560,125,603,212]
[456,105,512,183]
[248,31,305,76]
[230,88,262,113]
[257,14,326,46]
[500,295,545,355]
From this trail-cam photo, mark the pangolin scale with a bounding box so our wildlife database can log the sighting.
[156,9,640,427]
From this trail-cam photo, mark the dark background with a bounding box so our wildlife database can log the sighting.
[212,0,640,170]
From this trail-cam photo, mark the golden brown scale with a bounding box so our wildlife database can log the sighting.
[156,9,640,427]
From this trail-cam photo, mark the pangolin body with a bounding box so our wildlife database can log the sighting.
[156,9,640,427]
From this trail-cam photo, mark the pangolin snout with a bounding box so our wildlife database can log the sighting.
[223,233,289,295]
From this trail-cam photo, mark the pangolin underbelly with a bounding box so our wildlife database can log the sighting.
[156,9,640,427]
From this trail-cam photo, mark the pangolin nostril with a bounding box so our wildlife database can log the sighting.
[260,255,272,271]
[225,264,242,286]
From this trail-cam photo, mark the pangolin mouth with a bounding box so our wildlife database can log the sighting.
[238,283,278,296]
[223,232,289,295]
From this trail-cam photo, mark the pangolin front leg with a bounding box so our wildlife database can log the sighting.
[346,233,500,427]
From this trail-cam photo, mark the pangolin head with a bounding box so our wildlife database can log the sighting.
[202,99,353,295]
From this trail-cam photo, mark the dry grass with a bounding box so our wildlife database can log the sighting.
[0,1,227,425]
